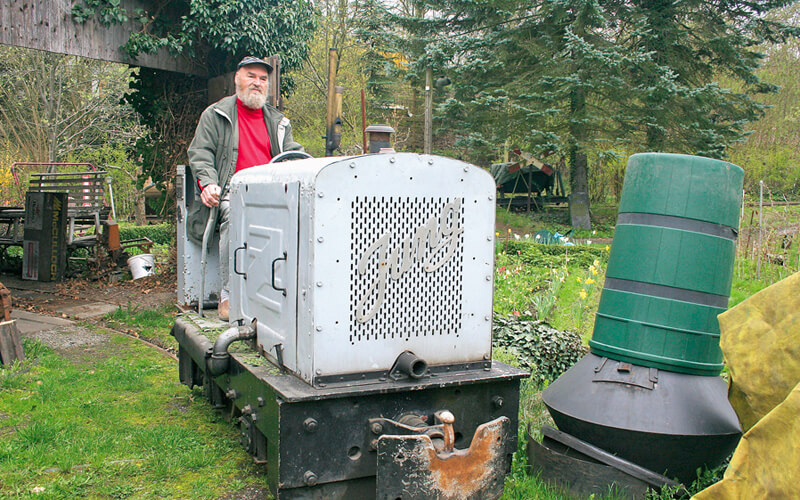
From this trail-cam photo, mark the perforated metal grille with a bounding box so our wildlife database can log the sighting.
[349,196,464,343]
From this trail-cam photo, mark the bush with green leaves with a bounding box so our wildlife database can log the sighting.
[493,313,587,387]
[501,240,609,270]
[118,222,174,246]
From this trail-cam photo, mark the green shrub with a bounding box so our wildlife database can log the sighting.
[118,222,175,245]
[500,240,609,270]
[493,313,587,386]
[0,245,22,272]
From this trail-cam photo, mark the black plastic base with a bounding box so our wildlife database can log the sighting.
[527,425,683,499]
[542,353,741,484]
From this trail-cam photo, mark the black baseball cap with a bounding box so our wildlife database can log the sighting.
[237,56,273,73]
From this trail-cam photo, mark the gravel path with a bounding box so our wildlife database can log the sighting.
[24,325,108,350]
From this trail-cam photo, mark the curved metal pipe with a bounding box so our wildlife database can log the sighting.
[207,321,256,376]
[395,351,428,379]
[198,206,218,317]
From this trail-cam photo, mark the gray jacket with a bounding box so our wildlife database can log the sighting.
[188,94,303,191]
[185,95,303,243]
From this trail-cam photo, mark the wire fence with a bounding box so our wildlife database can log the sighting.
[736,180,800,286]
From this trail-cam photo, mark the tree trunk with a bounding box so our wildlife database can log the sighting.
[569,87,590,195]
[410,87,421,150]
[134,163,146,225]
[570,148,589,194]
[48,129,57,164]
[0,320,25,366]
[134,193,146,226]
[568,86,591,230]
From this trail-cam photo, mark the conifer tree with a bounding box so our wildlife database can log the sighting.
[610,0,798,157]
[366,0,799,217]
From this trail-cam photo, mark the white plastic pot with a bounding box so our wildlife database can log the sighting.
[127,253,155,280]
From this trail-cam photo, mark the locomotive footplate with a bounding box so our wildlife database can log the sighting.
[172,316,526,500]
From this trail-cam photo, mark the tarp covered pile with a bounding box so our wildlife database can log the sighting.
[694,272,800,499]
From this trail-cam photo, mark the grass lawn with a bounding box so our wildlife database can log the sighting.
[102,303,179,351]
[496,204,617,242]
[0,331,268,499]
[1,201,794,499]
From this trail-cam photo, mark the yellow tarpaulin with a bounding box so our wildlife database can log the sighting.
[694,272,800,499]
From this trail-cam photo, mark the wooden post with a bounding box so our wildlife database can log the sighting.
[0,321,25,366]
[332,86,344,154]
[268,54,282,110]
[325,49,339,156]
[424,67,433,154]
[527,169,533,213]
[335,87,344,124]
[757,180,764,279]
[361,89,368,153]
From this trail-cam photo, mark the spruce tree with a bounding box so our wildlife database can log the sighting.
[368,0,799,220]
[610,0,799,157]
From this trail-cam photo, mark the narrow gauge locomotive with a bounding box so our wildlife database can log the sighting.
[173,153,527,499]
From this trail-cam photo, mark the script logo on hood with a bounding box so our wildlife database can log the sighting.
[355,199,463,323]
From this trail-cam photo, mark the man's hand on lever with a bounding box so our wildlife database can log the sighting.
[201,184,221,207]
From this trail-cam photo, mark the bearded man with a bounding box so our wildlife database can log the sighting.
[188,56,303,321]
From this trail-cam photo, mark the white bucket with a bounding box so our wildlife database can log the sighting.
[127,253,155,280]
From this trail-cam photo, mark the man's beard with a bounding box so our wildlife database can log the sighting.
[237,86,266,110]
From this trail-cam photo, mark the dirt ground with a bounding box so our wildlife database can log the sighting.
[1,271,176,318]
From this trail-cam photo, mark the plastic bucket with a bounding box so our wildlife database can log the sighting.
[589,153,744,376]
[127,253,155,280]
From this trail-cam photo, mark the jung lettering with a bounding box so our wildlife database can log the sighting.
[355,198,463,323]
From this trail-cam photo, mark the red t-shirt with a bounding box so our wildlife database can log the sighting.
[235,98,272,173]
[199,99,272,191]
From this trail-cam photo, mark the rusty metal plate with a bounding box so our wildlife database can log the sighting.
[376,416,512,500]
